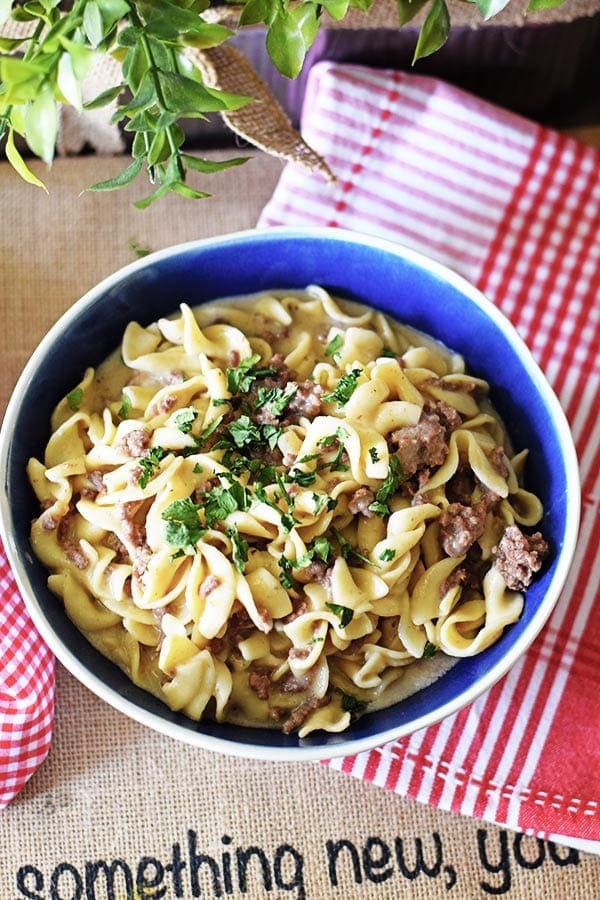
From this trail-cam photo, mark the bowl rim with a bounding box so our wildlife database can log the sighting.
[0,225,581,761]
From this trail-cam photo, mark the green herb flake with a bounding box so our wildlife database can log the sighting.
[226,353,277,395]
[228,415,262,448]
[369,456,405,517]
[322,368,362,405]
[368,446,380,463]
[197,414,224,445]
[118,393,132,420]
[326,602,354,629]
[193,463,203,474]
[66,387,84,412]
[313,536,331,563]
[288,468,317,488]
[201,482,247,528]
[138,446,167,489]
[333,528,375,567]
[161,497,204,553]
[227,527,248,573]
[324,333,343,361]
[174,408,197,434]
[341,693,368,715]
[255,384,298,417]
[317,427,349,472]
[379,548,396,562]
[423,641,438,658]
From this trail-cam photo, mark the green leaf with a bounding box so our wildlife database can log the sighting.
[171,181,211,200]
[182,23,233,50]
[24,86,58,164]
[86,157,143,192]
[290,3,319,49]
[57,52,82,109]
[475,0,510,18]
[526,0,565,8]
[239,0,269,25]
[413,0,450,61]
[396,0,429,25]
[5,128,48,191]
[83,0,104,48]
[266,9,306,79]
[146,128,167,167]
[0,36,28,52]
[140,0,208,34]
[100,0,130,30]
[83,83,125,110]
[158,69,236,113]
[181,153,249,173]
[134,179,176,209]
[319,0,350,19]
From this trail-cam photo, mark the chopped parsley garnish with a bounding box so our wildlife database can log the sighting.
[138,446,167,489]
[324,333,343,361]
[288,537,332,571]
[322,368,362,405]
[381,347,397,358]
[279,564,294,589]
[369,456,405,517]
[174,408,197,434]
[287,468,317,487]
[162,497,204,554]
[193,462,203,474]
[262,424,282,451]
[341,693,368,715]
[423,641,438,658]
[255,384,298,417]
[228,415,262,448]
[218,417,282,454]
[201,481,248,528]
[118,394,132,420]
[368,446,380,463]
[227,527,248,573]
[254,484,295,532]
[226,353,277,394]
[66,387,83,412]
[333,528,375,567]
[317,427,349,472]
[313,536,331,563]
[326,602,354,629]
[197,415,223,444]
[379,548,396,562]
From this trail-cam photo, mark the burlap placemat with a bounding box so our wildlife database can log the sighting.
[2,154,600,899]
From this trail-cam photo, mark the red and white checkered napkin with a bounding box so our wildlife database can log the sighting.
[0,542,54,808]
[259,63,600,852]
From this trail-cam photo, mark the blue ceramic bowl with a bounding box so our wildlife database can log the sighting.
[0,227,580,760]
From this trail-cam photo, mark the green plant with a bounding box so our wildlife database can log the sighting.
[0,0,567,205]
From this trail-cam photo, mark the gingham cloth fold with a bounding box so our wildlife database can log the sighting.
[0,540,54,808]
[259,63,600,853]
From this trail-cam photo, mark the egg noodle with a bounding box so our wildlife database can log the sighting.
[28,288,548,736]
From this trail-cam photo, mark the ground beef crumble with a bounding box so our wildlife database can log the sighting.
[388,409,450,478]
[439,491,498,558]
[493,524,550,591]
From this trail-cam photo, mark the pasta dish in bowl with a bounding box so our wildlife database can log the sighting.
[0,228,579,758]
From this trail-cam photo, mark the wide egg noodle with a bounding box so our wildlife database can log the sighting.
[27,288,547,735]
